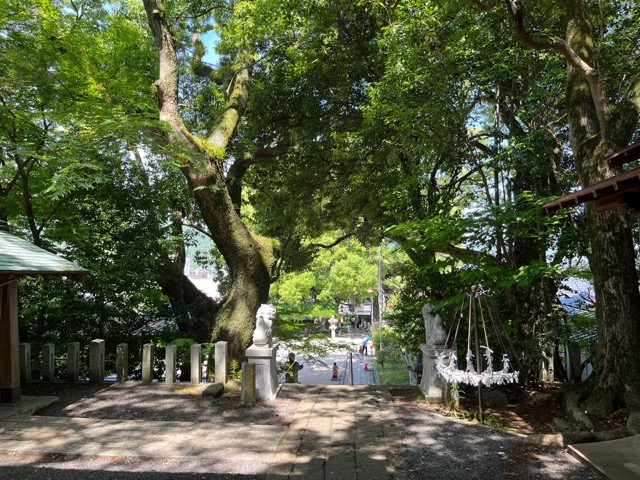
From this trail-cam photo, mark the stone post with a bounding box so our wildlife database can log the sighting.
[67,342,80,382]
[141,343,154,384]
[165,344,177,384]
[540,347,555,383]
[245,343,279,399]
[419,344,451,404]
[116,343,128,383]
[89,339,105,384]
[190,344,202,384]
[19,343,31,383]
[215,341,228,384]
[42,343,55,382]
[568,341,582,382]
[241,361,256,407]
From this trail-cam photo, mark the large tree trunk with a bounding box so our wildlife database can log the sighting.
[505,0,640,430]
[187,171,275,361]
[143,0,279,363]
[563,2,640,429]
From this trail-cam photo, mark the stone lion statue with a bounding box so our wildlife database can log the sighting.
[253,304,276,347]
[422,303,447,347]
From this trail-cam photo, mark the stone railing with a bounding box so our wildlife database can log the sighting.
[18,340,231,385]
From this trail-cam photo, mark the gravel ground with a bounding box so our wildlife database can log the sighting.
[0,382,302,480]
[0,382,601,479]
[392,401,600,480]
[20,381,302,425]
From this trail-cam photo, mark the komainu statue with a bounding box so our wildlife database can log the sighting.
[252,304,276,347]
[422,303,447,347]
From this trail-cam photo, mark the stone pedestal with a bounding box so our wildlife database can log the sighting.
[245,344,279,399]
[419,344,451,404]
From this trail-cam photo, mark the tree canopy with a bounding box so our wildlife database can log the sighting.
[2,0,640,428]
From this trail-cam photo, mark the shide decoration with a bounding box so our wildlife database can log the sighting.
[435,285,519,423]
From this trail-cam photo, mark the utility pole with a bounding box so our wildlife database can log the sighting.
[378,245,383,350]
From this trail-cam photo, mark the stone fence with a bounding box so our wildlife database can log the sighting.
[18,340,230,385]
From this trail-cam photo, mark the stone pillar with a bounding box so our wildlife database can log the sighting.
[116,343,128,383]
[42,343,55,382]
[67,342,80,382]
[0,280,21,402]
[419,344,451,404]
[165,344,177,384]
[245,344,279,399]
[540,347,555,383]
[89,339,105,384]
[190,344,202,384]
[19,343,31,383]
[215,341,228,384]
[141,343,154,384]
[567,341,582,382]
[241,361,256,407]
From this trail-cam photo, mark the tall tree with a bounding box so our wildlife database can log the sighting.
[141,0,387,360]
[502,0,640,428]
[141,0,296,360]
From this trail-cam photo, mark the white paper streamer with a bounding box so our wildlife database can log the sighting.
[436,351,519,387]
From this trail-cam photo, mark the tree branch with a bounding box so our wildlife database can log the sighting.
[183,221,214,240]
[311,232,356,249]
[441,243,502,267]
[190,33,224,84]
[143,0,194,149]
[503,0,610,133]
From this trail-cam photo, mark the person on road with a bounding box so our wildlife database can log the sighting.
[331,362,339,381]
[362,336,369,356]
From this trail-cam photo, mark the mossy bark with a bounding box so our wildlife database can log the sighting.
[143,0,279,365]
[562,1,640,424]
[505,0,640,425]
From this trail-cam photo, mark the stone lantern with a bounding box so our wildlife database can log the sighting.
[329,316,338,340]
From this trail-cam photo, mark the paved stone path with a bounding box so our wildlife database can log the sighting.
[267,385,403,480]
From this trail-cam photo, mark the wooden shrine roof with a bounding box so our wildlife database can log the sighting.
[542,165,640,214]
[0,229,87,279]
[542,140,640,215]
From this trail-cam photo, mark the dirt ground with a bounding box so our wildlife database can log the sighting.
[20,381,302,426]
[387,383,628,435]
[4,381,602,480]
[21,380,628,436]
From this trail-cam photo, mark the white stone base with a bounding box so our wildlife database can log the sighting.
[245,344,279,399]
[419,344,451,404]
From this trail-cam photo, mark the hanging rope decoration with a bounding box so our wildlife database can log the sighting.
[436,285,519,387]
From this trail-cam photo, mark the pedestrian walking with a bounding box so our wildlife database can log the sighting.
[331,362,339,381]
[362,336,369,356]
